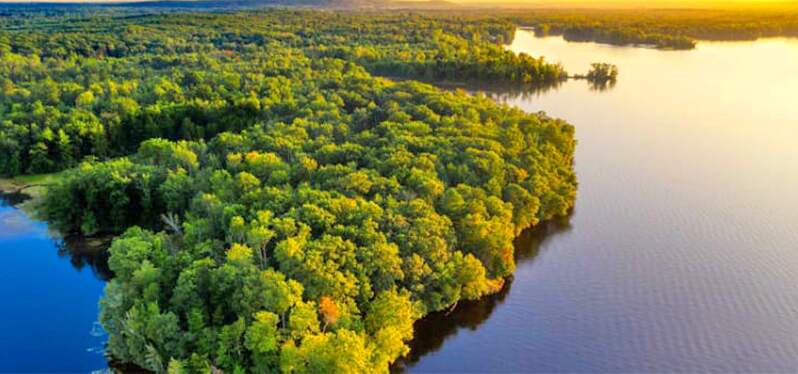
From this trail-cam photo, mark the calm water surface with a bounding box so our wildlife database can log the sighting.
[0,198,109,372]
[3,30,798,373]
[404,30,798,372]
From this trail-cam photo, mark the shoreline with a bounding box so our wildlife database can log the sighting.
[391,215,573,372]
[0,173,60,218]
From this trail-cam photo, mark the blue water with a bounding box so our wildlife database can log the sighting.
[4,32,798,373]
[0,198,109,372]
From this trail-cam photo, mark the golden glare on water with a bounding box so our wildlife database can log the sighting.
[407,30,798,372]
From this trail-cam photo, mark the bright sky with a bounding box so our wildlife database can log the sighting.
[447,0,791,6]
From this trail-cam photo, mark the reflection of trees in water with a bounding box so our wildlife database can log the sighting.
[0,191,30,206]
[56,235,114,281]
[392,216,573,372]
[390,74,616,104]
[434,79,565,101]
[482,80,565,101]
[0,193,114,281]
[588,78,617,92]
[393,280,512,372]
[434,78,616,102]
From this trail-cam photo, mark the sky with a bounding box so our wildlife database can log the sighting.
[453,0,785,2]
[447,0,795,8]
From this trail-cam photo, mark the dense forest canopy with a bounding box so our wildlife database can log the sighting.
[0,10,570,176]
[0,9,576,373]
[4,4,794,372]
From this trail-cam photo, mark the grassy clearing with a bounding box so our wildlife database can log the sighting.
[0,172,62,217]
[0,172,61,189]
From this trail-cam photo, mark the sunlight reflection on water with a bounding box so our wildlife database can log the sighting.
[405,31,798,373]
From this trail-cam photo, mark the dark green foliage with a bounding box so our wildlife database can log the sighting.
[0,11,568,177]
[9,8,577,373]
[585,63,619,84]
[44,158,166,235]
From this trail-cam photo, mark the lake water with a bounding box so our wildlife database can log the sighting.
[0,197,109,372]
[3,29,798,373]
[402,30,798,372]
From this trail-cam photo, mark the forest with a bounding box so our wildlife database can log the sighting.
[0,9,576,373]
[0,11,571,176]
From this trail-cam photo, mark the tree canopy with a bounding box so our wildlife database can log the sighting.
[1,8,577,373]
[0,10,570,177]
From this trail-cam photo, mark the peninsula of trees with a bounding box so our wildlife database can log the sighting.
[0,9,576,372]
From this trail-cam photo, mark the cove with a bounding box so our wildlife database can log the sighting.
[401,30,798,372]
[0,196,110,372]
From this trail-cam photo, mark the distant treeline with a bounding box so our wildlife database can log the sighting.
[503,8,798,50]
[3,3,798,51]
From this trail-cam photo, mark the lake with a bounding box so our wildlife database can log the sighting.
[3,29,798,373]
[0,197,110,372]
[401,30,798,372]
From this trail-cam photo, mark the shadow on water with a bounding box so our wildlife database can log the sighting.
[394,75,616,102]
[0,193,114,281]
[58,235,114,281]
[432,79,566,98]
[0,189,31,206]
[385,75,582,99]
[391,215,573,373]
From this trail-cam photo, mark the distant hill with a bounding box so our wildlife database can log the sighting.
[377,0,460,9]
[0,0,460,11]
